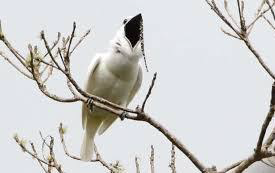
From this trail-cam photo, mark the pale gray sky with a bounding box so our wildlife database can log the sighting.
[1,0,275,172]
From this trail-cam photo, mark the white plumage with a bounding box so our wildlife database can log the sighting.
[80,14,144,161]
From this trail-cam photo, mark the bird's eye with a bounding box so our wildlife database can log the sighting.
[123,19,128,24]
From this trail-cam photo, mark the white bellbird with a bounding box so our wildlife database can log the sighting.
[81,14,144,161]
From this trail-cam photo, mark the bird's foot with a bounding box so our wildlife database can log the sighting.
[119,111,128,121]
[86,98,94,112]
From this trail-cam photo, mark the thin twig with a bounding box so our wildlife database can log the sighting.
[58,123,115,172]
[206,0,275,80]
[261,159,275,168]
[255,82,275,154]
[169,145,176,173]
[255,107,275,153]
[42,32,61,58]
[224,0,240,29]
[30,142,48,173]
[0,21,29,67]
[262,15,275,31]
[233,150,275,173]
[0,51,33,79]
[69,29,91,56]
[237,0,246,33]
[255,0,267,17]
[58,48,65,69]
[247,1,275,34]
[266,0,275,21]
[47,137,54,173]
[141,73,157,112]
[13,134,54,167]
[220,160,243,173]
[40,31,64,73]
[135,157,141,173]
[64,22,76,69]
[38,59,59,70]
[29,44,78,103]
[150,145,155,173]
[221,28,241,40]
[264,126,275,149]
[39,131,51,162]
[39,50,59,76]
[42,63,53,84]
[243,38,275,80]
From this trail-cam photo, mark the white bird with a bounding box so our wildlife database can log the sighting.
[80,14,144,161]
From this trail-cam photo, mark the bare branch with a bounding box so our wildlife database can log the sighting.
[255,0,267,17]
[58,48,65,68]
[135,157,141,173]
[141,73,157,112]
[237,0,246,33]
[255,107,275,153]
[150,145,155,173]
[66,22,76,60]
[169,145,176,173]
[205,0,241,38]
[261,159,275,168]
[40,31,65,73]
[0,51,33,79]
[247,1,275,34]
[42,63,53,84]
[255,82,275,154]
[42,32,61,58]
[30,142,48,173]
[13,134,54,169]
[220,160,243,173]
[224,0,240,29]
[233,151,275,173]
[69,29,91,55]
[206,1,275,80]
[266,0,275,21]
[0,21,29,68]
[262,15,275,31]
[136,113,207,172]
[58,123,116,172]
[243,38,275,80]
[221,28,241,40]
[29,44,78,103]
[264,126,275,149]
[38,59,59,71]
[0,20,3,38]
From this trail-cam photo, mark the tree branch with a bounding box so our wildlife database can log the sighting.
[150,145,155,173]
[141,72,157,112]
[58,123,116,172]
[169,145,176,173]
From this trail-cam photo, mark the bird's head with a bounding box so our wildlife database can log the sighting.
[110,13,143,60]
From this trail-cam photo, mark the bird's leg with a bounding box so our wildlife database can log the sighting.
[119,111,128,121]
[86,97,94,112]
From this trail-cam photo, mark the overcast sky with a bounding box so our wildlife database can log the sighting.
[1,0,275,173]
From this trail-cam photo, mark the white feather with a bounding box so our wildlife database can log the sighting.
[80,14,143,161]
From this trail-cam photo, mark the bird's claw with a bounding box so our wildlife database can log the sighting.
[120,111,128,121]
[86,98,94,112]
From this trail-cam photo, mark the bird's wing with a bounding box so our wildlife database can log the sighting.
[82,54,101,129]
[97,115,117,135]
[126,65,143,106]
[97,65,143,135]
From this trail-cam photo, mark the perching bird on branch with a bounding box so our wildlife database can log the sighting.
[81,14,144,161]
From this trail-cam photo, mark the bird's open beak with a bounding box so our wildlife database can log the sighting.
[124,13,142,48]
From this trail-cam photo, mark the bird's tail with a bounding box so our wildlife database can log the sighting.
[80,117,102,161]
